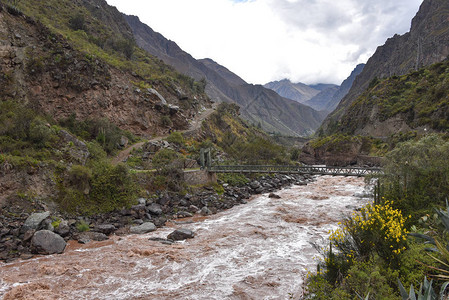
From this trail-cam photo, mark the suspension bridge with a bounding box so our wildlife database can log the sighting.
[200,149,382,177]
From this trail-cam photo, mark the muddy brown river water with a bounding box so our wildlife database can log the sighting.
[0,176,370,300]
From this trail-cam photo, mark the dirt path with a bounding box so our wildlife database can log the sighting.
[111,105,216,165]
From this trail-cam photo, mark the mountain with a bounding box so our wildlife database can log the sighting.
[263,79,321,104]
[303,86,339,112]
[320,0,449,135]
[265,64,364,114]
[124,14,325,136]
[307,63,365,113]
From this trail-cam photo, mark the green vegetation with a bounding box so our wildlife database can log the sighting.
[304,134,449,298]
[15,0,207,95]
[0,99,138,214]
[379,134,449,219]
[202,103,290,165]
[218,173,250,187]
[60,113,137,155]
[76,220,90,232]
[337,60,449,134]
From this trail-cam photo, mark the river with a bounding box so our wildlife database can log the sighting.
[0,176,370,300]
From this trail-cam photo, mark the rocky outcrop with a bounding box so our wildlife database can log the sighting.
[21,212,50,233]
[321,0,449,135]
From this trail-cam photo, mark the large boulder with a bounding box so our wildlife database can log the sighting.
[130,222,156,234]
[21,212,50,233]
[167,228,195,241]
[31,230,66,254]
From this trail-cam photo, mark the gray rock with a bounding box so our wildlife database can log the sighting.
[119,136,129,148]
[59,130,90,165]
[22,212,51,232]
[200,206,212,216]
[54,220,70,237]
[250,181,261,189]
[77,232,108,244]
[31,230,66,254]
[134,219,144,225]
[95,224,116,235]
[130,222,157,234]
[189,205,199,212]
[268,193,281,199]
[148,203,163,215]
[131,204,147,218]
[153,217,167,227]
[177,211,193,218]
[147,88,167,105]
[167,228,195,241]
[137,198,147,205]
[22,229,36,244]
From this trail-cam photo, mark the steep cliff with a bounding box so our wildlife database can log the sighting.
[321,0,449,135]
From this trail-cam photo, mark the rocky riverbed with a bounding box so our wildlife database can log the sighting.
[0,174,312,262]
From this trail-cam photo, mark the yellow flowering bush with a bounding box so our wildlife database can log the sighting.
[330,201,409,264]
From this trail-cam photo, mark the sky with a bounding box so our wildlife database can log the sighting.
[105,0,423,85]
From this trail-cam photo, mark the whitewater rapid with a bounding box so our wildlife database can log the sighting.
[0,176,370,300]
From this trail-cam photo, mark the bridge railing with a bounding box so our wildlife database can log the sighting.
[208,165,382,177]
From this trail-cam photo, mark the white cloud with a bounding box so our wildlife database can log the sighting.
[106,0,423,85]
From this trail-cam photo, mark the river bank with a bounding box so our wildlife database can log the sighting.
[0,174,311,262]
[1,176,371,299]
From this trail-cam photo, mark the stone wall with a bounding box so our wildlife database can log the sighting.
[183,170,217,185]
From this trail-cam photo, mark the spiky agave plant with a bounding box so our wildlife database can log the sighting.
[402,200,449,299]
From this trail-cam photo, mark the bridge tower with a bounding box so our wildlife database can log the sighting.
[200,148,212,169]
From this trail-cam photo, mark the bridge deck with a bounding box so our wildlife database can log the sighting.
[208,165,382,177]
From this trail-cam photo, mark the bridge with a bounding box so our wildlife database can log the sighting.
[207,165,382,177]
[200,148,382,177]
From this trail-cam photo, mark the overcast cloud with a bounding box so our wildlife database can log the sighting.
[105,0,423,85]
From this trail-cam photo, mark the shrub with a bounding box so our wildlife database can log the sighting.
[329,201,409,267]
[380,134,449,218]
[76,220,90,232]
[160,115,172,127]
[166,132,185,147]
[218,173,249,186]
[68,13,87,31]
[68,164,91,192]
[152,149,183,170]
[29,119,53,147]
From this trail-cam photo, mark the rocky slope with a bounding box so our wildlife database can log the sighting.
[124,14,325,137]
[1,0,211,138]
[336,60,449,137]
[320,0,449,135]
